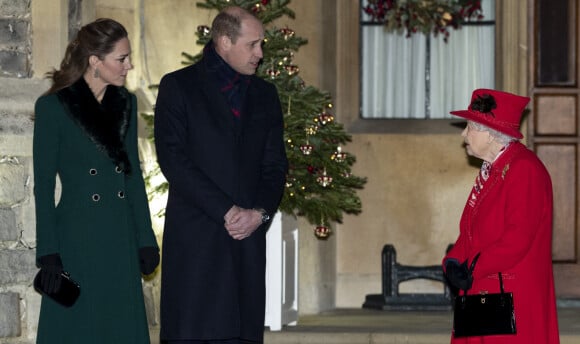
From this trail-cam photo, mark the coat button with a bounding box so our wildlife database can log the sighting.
[89,168,97,175]
[117,191,125,199]
[92,194,101,202]
[115,166,123,173]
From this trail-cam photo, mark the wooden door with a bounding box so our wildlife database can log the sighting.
[528,0,580,298]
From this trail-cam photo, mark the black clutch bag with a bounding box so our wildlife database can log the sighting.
[34,270,81,307]
[453,271,516,337]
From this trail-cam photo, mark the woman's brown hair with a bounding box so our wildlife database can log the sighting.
[44,18,128,95]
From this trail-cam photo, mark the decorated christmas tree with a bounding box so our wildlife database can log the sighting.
[144,0,366,238]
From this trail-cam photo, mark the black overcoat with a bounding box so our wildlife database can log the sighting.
[154,54,288,342]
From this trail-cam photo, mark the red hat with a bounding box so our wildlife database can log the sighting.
[450,89,530,139]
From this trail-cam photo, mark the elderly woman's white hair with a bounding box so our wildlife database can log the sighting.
[468,120,518,146]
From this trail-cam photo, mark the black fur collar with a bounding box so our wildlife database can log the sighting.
[57,78,132,174]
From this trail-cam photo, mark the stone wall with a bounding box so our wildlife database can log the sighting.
[0,0,30,78]
[0,0,47,341]
[0,0,41,342]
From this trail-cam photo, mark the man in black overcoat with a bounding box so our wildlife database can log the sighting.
[154,6,288,344]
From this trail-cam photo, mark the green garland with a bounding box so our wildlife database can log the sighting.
[363,0,484,42]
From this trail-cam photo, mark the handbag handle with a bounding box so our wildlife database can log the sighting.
[466,252,506,296]
[475,253,506,296]
[463,252,505,302]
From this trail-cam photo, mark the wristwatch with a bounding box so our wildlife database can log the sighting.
[254,208,270,224]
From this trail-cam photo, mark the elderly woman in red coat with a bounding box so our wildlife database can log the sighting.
[443,89,560,343]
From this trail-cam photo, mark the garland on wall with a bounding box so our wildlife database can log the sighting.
[363,0,484,42]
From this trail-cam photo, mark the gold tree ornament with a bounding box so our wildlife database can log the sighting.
[300,143,314,155]
[317,111,334,125]
[314,225,331,239]
[332,147,347,163]
[316,168,333,187]
[280,27,295,39]
[266,68,280,79]
[284,65,299,75]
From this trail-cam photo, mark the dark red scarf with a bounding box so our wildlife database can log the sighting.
[204,43,251,120]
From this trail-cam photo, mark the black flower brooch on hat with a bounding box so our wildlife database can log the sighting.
[470,94,497,117]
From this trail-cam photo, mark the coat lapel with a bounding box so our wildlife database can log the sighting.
[57,78,133,174]
[241,81,259,129]
[197,65,238,134]
[467,142,523,232]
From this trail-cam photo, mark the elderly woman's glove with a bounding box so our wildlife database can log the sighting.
[139,246,160,275]
[444,258,473,291]
[37,253,64,293]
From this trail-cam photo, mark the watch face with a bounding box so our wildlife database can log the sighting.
[255,208,270,224]
[262,213,270,223]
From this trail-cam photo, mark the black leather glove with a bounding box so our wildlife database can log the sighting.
[139,246,160,275]
[444,258,473,291]
[37,253,64,293]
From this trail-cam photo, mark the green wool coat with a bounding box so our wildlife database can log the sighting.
[33,80,158,344]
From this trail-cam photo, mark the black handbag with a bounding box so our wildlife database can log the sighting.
[34,270,81,307]
[453,267,516,337]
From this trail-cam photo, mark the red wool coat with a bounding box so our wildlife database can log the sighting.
[444,142,560,344]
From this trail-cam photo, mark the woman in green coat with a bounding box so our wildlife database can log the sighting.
[33,18,159,344]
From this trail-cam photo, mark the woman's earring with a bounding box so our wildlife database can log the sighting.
[93,68,100,78]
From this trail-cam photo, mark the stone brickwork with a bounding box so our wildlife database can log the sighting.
[0,208,17,241]
[0,75,44,343]
[0,293,21,337]
[0,0,31,78]
[1,1,42,342]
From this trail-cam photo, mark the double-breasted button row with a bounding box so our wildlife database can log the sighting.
[88,166,125,201]
[88,166,124,175]
[91,191,126,202]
